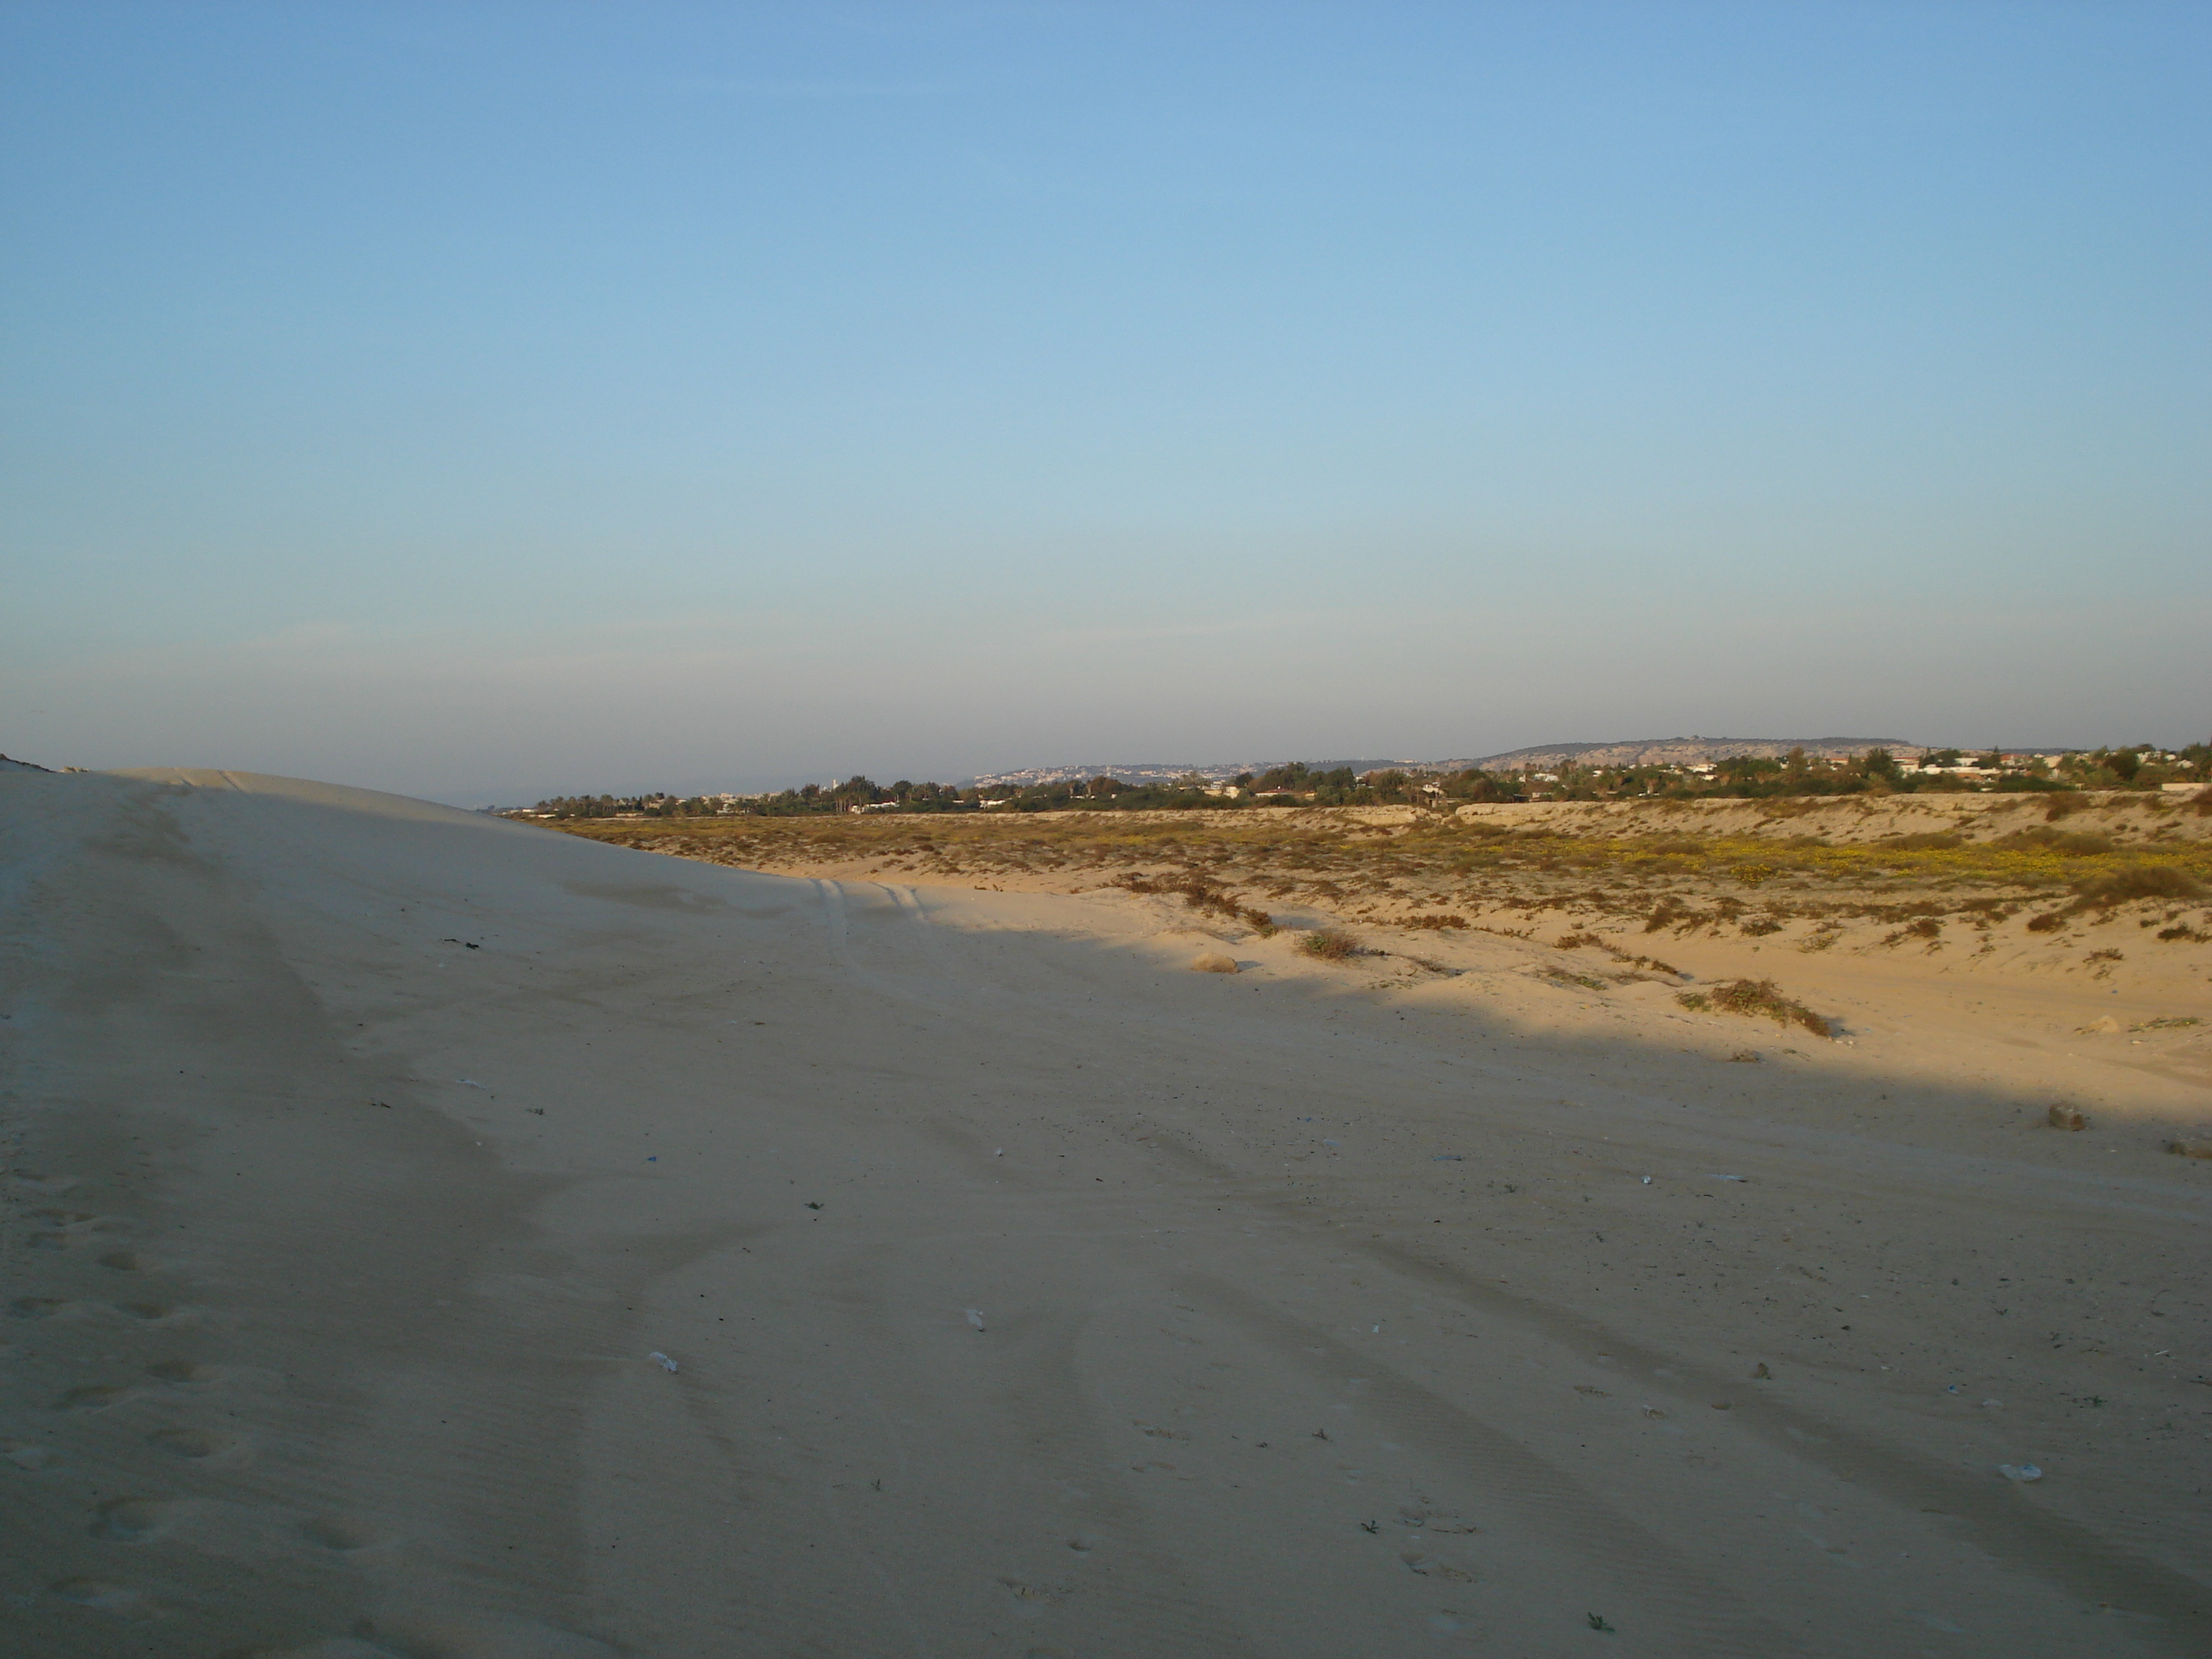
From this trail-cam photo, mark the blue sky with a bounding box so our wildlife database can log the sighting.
[4,2,2206,802]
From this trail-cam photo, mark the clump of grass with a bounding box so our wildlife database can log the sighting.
[1547,967,1610,992]
[1405,913,1469,930]
[2157,923,2208,943]
[1997,827,2116,855]
[1554,930,1606,949]
[2073,865,2206,908]
[1112,872,1275,931]
[2026,912,2067,932]
[1300,927,1365,961]
[1881,916,1943,947]
[1739,916,1784,937]
[1676,977,1830,1037]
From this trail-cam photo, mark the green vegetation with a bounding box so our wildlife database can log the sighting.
[542,789,2212,946]
[518,740,2212,821]
[1110,871,1276,934]
[1676,978,1832,1038]
[1298,927,1364,961]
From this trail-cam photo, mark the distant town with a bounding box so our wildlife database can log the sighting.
[507,737,2211,821]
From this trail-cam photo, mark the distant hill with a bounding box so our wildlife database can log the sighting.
[967,759,1415,789]
[1447,737,1920,771]
[969,739,1918,788]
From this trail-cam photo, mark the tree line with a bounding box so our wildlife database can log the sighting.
[518,742,2210,819]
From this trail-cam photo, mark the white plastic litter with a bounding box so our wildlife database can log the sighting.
[1641,1176,1653,1184]
[1998,1463,2041,1483]
[966,1309,986,1331]
[648,1352,678,1373]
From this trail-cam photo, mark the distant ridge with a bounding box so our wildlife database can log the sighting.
[1449,737,1920,771]
[969,739,1918,789]
[966,760,1412,789]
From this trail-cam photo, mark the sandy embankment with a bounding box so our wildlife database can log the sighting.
[3,769,2208,1657]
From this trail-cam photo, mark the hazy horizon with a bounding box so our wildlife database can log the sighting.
[5,3,2206,806]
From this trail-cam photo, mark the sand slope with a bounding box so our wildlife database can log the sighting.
[3,770,2208,1656]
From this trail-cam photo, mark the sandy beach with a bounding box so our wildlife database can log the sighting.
[4,768,2208,1656]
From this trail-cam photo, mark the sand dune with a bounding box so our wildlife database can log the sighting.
[4,768,2208,1655]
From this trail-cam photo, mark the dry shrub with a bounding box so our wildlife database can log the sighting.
[1875,910,1948,947]
[2074,866,2206,908]
[2045,793,2087,821]
[1405,914,1470,930]
[1676,977,1830,1037]
[2026,912,2067,932]
[1547,967,1610,992]
[1113,872,1274,931]
[1999,827,2116,855]
[1739,916,1784,937]
[1644,897,1691,932]
[2158,923,2209,943]
[1300,927,1364,961]
[1554,930,1606,949]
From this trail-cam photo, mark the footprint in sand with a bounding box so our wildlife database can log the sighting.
[29,1208,109,1246]
[999,1579,1074,1618]
[50,1575,148,1617]
[4,1438,61,1470]
[90,1497,181,1541]
[11,1171,83,1195]
[147,1426,248,1466]
[359,1612,618,1658]
[145,1359,230,1390]
[57,1382,135,1411]
[299,1515,379,1552]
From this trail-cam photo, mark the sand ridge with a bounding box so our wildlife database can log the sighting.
[3,769,2208,1655]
